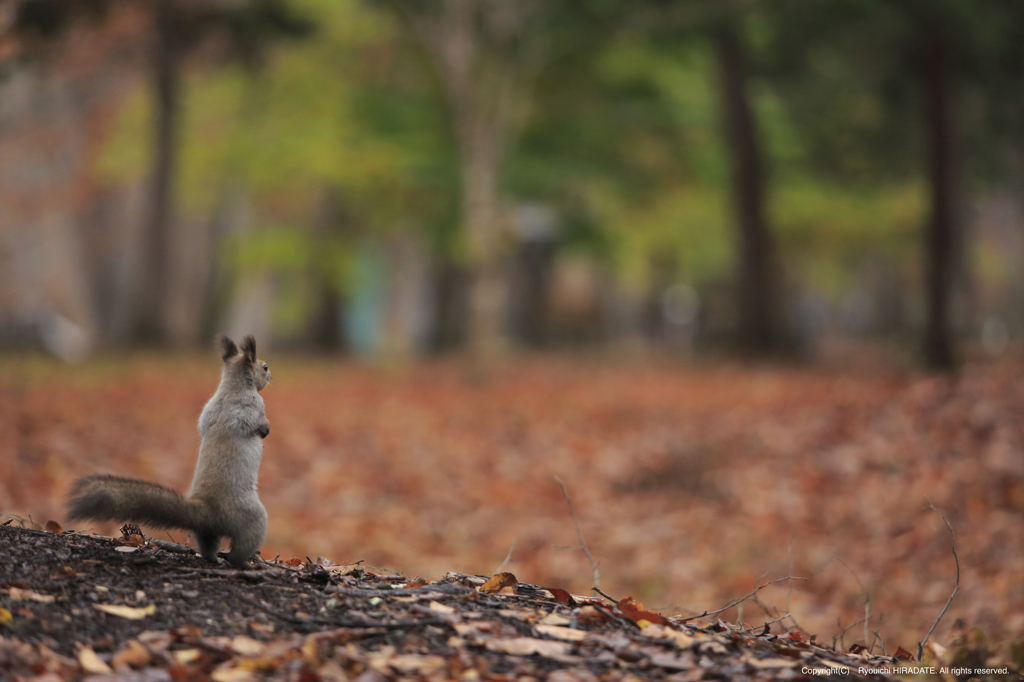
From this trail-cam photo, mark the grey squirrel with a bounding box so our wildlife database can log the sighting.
[67,335,272,567]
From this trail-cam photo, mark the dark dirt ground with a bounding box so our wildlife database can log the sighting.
[0,524,950,681]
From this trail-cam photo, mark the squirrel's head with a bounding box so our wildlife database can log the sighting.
[218,334,272,391]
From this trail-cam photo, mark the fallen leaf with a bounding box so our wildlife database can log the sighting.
[173,649,202,664]
[479,572,517,594]
[211,669,256,682]
[94,603,156,619]
[894,645,914,661]
[428,600,456,614]
[386,655,447,673]
[547,588,577,606]
[640,624,696,648]
[231,635,265,657]
[78,647,112,674]
[485,637,571,657]
[617,596,668,625]
[0,608,11,624]
[743,654,795,669]
[577,606,609,625]
[8,588,55,603]
[301,635,320,666]
[649,651,696,671]
[499,608,537,621]
[112,640,151,668]
[44,520,62,533]
[535,624,587,641]
[849,643,868,654]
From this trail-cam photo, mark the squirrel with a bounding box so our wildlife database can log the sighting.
[67,334,272,567]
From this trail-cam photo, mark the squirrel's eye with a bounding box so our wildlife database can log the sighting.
[262,363,268,371]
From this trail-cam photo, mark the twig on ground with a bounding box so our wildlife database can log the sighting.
[918,498,960,661]
[592,603,635,630]
[872,614,887,656]
[592,586,618,603]
[834,614,871,652]
[149,538,194,554]
[554,476,600,593]
[679,576,808,622]
[327,583,471,598]
[737,612,792,634]
[494,538,516,574]
[834,556,870,646]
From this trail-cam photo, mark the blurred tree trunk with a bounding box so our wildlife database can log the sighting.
[922,29,958,370]
[306,188,349,351]
[714,22,788,356]
[131,0,179,345]
[391,0,543,368]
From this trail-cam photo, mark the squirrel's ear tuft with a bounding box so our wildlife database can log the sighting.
[218,334,239,361]
[241,335,257,364]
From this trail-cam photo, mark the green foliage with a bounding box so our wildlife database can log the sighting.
[98,0,457,271]
[94,0,1024,327]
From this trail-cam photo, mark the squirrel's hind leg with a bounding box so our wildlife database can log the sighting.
[195,531,221,563]
[225,505,268,568]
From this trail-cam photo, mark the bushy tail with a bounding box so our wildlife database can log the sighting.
[67,474,201,531]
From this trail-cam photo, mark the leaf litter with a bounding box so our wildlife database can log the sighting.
[3,357,1024,675]
[0,524,902,680]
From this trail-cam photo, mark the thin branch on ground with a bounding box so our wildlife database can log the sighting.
[149,537,194,554]
[679,576,808,622]
[834,614,871,652]
[554,476,600,592]
[494,538,516,574]
[592,586,618,603]
[918,498,960,661]
[737,612,792,634]
[834,556,870,646]
[872,615,887,656]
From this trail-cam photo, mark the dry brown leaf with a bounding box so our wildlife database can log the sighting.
[640,624,696,648]
[386,655,447,673]
[546,587,577,606]
[78,647,112,674]
[484,637,571,657]
[172,649,202,665]
[8,588,55,603]
[111,640,151,668]
[742,654,795,669]
[94,603,156,619]
[894,645,914,661]
[44,520,62,534]
[428,600,456,614]
[231,635,265,657]
[211,669,257,682]
[577,605,609,625]
[534,624,588,642]
[648,651,696,671]
[479,572,517,594]
[617,596,668,626]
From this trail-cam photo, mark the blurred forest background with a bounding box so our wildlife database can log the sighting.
[4,0,1024,655]
[3,0,1024,366]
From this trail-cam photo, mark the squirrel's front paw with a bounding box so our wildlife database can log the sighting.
[256,423,270,439]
